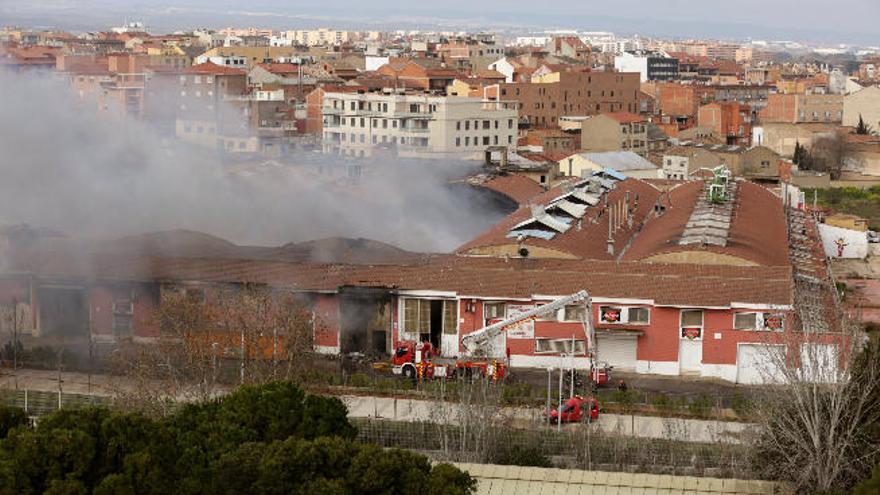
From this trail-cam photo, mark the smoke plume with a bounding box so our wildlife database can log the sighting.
[0,71,511,253]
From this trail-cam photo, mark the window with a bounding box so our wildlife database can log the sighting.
[456,121,461,130]
[455,137,461,147]
[563,304,586,322]
[113,289,133,336]
[465,121,470,130]
[535,339,587,355]
[403,298,433,336]
[508,119,513,129]
[680,309,703,339]
[629,308,650,324]
[484,302,506,320]
[483,136,490,145]
[465,136,470,146]
[443,300,457,335]
[734,312,759,330]
[483,120,490,129]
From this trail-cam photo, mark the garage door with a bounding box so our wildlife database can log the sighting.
[736,344,784,385]
[596,335,638,371]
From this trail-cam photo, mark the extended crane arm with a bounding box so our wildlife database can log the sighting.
[461,290,589,355]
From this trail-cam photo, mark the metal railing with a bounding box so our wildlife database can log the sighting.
[1,389,109,417]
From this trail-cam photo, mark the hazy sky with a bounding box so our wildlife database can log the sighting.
[2,0,878,43]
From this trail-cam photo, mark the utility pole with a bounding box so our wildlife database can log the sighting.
[570,334,576,398]
[546,367,552,429]
[557,364,563,433]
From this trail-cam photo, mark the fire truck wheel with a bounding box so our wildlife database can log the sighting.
[403,366,416,380]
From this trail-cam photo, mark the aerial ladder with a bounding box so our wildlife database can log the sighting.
[383,290,610,385]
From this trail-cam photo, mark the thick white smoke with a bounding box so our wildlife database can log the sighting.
[0,70,511,252]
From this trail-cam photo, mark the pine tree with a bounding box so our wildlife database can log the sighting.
[856,115,870,135]
[793,141,802,165]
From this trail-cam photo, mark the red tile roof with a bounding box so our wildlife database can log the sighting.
[184,62,246,75]
[458,178,662,260]
[622,180,790,266]
[603,112,646,124]
[6,246,791,308]
[479,174,546,205]
[256,62,300,74]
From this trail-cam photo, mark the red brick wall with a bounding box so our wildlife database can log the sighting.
[313,294,340,348]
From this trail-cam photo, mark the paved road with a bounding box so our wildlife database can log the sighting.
[0,368,749,443]
[341,395,748,443]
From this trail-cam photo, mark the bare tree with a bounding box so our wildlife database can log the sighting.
[808,130,858,180]
[109,283,315,414]
[749,314,880,492]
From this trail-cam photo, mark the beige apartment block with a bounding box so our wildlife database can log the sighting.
[322,91,518,159]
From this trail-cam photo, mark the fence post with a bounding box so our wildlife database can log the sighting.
[24,389,28,415]
[58,389,62,410]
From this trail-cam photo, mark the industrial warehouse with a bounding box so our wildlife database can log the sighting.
[0,170,842,385]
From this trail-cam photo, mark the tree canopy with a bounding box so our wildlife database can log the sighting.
[0,382,475,495]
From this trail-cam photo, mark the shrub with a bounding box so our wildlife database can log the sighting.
[494,445,553,468]
[0,406,28,438]
[730,393,753,418]
[348,372,371,388]
[651,394,681,414]
[687,395,714,417]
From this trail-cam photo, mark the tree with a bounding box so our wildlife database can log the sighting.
[749,316,880,492]
[793,141,803,165]
[0,382,476,495]
[0,406,27,438]
[856,114,873,135]
[110,284,316,412]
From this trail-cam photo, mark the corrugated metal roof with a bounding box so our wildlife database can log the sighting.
[452,462,787,495]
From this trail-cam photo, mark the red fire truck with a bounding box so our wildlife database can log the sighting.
[385,290,610,388]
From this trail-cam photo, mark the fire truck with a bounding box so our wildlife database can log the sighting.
[385,290,611,387]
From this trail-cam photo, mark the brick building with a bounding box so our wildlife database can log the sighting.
[497,71,641,129]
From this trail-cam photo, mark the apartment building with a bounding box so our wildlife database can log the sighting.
[759,93,844,124]
[321,91,518,159]
[613,51,679,82]
[580,113,650,157]
[698,102,753,146]
[497,71,641,129]
[285,28,352,46]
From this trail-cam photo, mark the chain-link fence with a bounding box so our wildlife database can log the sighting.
[353,418,756,479]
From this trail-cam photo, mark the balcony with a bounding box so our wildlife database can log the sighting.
[400,125,430,134]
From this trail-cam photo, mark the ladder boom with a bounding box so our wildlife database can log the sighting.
[461,290,589,354]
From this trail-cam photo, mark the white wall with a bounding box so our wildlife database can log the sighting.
[818,223,868,259]
[365,56,390,72]
[614,53,648,82]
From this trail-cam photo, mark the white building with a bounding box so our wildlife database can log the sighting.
[614,51,678,82]
[285,28,352,46]
[488,57,515,83]
[322,92,518,159]
[194,54,248,68]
